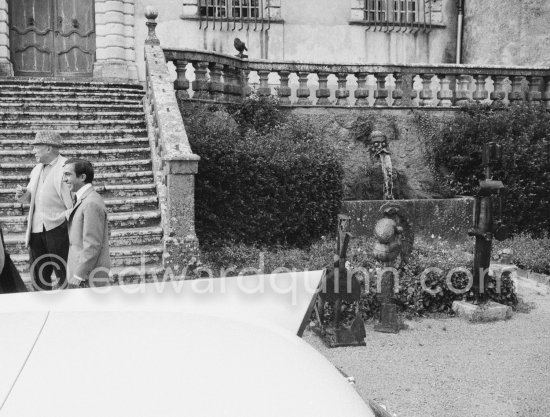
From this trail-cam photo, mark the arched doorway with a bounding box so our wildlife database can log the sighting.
[8,0,96,77]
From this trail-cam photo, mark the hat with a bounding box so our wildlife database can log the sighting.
[33,131,63,148]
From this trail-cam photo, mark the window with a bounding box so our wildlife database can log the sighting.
[199,0,262,19]
[363,0,432,27]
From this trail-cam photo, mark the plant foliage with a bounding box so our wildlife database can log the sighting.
[428,103,550,236]
[182,97,344,247]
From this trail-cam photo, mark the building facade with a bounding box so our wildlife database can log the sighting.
[0,0,548,82]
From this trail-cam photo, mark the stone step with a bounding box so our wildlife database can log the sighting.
[0,103,144,113]
[0,96,142,106]
[0,82,144,94]
[0,170,155,188]
[0,128,148,143]
[11,244,164,272]
[0,119,146,130]
[0,194,158,215]
[0,110,145,121]
[0,78,144,91]
[0,90,145,102]
[2,225,164,254]
[0,210,161,233]
[0,147,151,162]
[0,158,152,175]
[0,136,149,150]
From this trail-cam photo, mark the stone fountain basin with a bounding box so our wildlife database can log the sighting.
[342,197,474,242]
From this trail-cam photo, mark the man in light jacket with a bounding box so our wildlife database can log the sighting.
[15,131,73,290]
[62,158,111,288]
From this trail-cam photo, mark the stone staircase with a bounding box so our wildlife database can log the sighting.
[0,78,165,286]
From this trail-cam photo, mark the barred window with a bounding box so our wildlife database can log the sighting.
[363,0,430,26]
[199,0,261,19]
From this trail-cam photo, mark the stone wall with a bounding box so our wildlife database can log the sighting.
[462,0,550,66]
[178,101,461,199]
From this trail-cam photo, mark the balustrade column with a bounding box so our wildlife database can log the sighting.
[173,59,190,99]
[223,65,240,102]
[277,71,292,105]
[419,74,434,106]
[490,75,506,107]
[391,73,403,107]
[437,75,453,107]
[373,73,389,107]
[543,76,550,110]
[296,72,312,105]
[208,63,224,100]
[316,72,331,105]
[527,76,543,105]
[455,75,472,106]
[355,72,370,106]
[508,76,524,105]
[256,70,271,97]
[472,75,488,103]
[191,61,210,99]
[335,73,350,106]
[242,68,252,97]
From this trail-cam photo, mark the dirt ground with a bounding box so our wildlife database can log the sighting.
[304,275,550,417]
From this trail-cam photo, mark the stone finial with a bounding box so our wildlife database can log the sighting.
[144,6,159,20]
[145,6,160,46]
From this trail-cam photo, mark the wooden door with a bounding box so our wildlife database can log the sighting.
[9,0,55,76]
[9,0,96,77]
[54,0,95,76]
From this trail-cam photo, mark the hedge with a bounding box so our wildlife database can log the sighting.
[182,98,344,247]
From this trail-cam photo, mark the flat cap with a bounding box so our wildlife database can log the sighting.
[33,131,63,148]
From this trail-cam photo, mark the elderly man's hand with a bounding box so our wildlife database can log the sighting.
[67,275,84,289]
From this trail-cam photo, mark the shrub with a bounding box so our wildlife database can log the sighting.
[493,233,550,274]
[428,103,550,236]
[183,98,344,247]
[197,235,518,322]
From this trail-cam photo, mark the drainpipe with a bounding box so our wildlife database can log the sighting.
[456,0,464,64]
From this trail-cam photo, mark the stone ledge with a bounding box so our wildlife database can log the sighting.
[452,300,513,322]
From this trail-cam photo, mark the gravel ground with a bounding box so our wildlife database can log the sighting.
[303,275,550,417]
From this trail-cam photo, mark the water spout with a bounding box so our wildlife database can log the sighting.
[368,131,394,200]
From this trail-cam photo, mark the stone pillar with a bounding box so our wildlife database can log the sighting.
[124,0,138,81]
[208,62,224,100]
[490,75,507,107]
[335,73,350,106]
[316,72,331,105]
[94,0,136,81]
[543,76,550,110]
[256,70,271,97]
[437,74,453,107]
[0,0,12,76]
[391,73,403,107]
[277,70,292,105]
[296,72,312,105]
[355,72,369,106]
[192,61,210,99]
[163,158,200,271]
[472,75,488,103]
[174,59,190,99]
[373,73,389,107]
[419,73,434,106]
[526,76,542,105]
[455,75,472,106]
[508,76,524,105]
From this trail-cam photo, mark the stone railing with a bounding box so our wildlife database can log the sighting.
[144,7,200,271]
[163,48,550,109]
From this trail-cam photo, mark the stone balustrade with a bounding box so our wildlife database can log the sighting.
[144,7,200,270]
[163,48,550,109]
